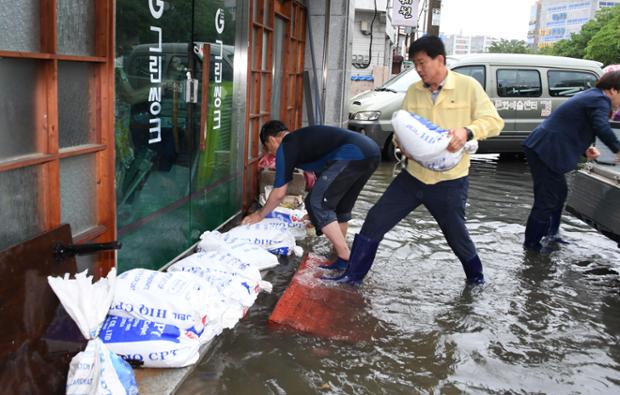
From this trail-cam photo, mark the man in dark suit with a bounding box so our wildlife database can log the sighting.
[522,71,620,252]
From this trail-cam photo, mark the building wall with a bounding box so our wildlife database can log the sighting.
[442,34,500,55]
[351,10,390,76]
[303,0,355,128]
[535,0,620,47]
[347,4,399,101]
[528,1,542,48]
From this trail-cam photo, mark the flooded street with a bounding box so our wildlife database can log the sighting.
[178,156,620,394]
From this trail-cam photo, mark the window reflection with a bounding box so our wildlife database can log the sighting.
[114,0,241,271]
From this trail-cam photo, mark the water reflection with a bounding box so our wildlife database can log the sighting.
[178,156,620,394]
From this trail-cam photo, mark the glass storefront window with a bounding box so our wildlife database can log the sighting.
[0,166,44,250]
[262,31,268,70]
[115,0,243,271]
[271,17,286,118]
[57,0,96,56]
[60,154,97,236]
[0,0,40,52]
[0,58,40,160]
[58,62,96,148]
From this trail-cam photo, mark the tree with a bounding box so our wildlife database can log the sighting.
[584,9,620,65]
[541,38,580,58]
[488,39,530,54]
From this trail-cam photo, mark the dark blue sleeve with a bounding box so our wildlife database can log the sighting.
[588,97,620,153]
[273,145,289,188]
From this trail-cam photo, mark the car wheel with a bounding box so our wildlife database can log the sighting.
[383,136,396,161]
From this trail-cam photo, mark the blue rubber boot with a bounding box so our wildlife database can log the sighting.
[545,209,569,245]
[461,255,484,285]
[524,216,549,252]
[322,234,380,285]
[319,258,348,271]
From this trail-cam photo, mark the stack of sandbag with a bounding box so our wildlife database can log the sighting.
[168,249,273,327]
[265,207,309,240]
[47,269,139,394]
[224,218,304,256]
[102,269,226,368]
[391,110,478,171]
[97,255,274,369]
[198,230,280,271]
[259,186,311,239]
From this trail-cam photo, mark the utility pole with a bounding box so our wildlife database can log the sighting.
[425,0,441,36]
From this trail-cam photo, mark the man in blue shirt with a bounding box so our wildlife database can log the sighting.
[242,120,380,267]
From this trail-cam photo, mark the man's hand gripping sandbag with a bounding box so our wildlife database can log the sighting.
[391,110,478,171]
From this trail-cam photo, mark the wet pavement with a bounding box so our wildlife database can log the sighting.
[177,156,620,394]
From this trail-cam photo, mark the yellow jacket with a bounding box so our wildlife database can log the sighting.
[401,70,504,184]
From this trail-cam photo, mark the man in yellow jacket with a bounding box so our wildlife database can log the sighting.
[326,35,504,286]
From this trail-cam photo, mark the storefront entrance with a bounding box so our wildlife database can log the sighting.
[115,0,244,271]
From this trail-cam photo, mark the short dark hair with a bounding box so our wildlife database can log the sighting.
[408,35,446,65]
[596,70,620,91]
[260,120,288,145]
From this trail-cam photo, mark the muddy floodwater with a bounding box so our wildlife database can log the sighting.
[178,156,620,395]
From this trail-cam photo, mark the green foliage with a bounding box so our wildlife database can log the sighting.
[535,5,620,65]
[488,39,530,54]
[585,12,620,65]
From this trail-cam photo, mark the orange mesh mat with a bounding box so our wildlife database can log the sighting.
[268,253,378,342]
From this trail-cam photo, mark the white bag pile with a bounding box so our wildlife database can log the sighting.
[101,269,228,368]
[224,218,304,256]
[47,269,139,394]
[98,221,283,368]
[391,110,478,171]
[169,250,272,327]
[264,207,308,240]
[198,230,280,271]
[80,217,296,370]
[108,269,225,337]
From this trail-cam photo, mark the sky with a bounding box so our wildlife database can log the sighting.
[438,0,538,40]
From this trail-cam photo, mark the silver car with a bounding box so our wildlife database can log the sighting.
[347,67,420,160]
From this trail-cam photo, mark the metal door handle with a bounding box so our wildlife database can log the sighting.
[185,71,198,103]
[54,241,122,261]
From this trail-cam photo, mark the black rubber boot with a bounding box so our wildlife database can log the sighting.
[322,233,380,285]
[545,209,569,245]
[524,215,550,252]
[461,255,484,285]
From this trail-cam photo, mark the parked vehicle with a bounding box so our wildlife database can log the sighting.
[348,53,603,159]
[566,121,620,247]
[347,56,459,161]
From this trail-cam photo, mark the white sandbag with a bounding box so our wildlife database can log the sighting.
[416,140,478,171]
[161,263,245,332]
[170,250,272,310]
[391,110,478,171]
[100,315,201,368]
[198,230,280,271]
[265,207,308,240]
[47,269,138,395]
[109,269,225,336]
[225,219,303,256]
